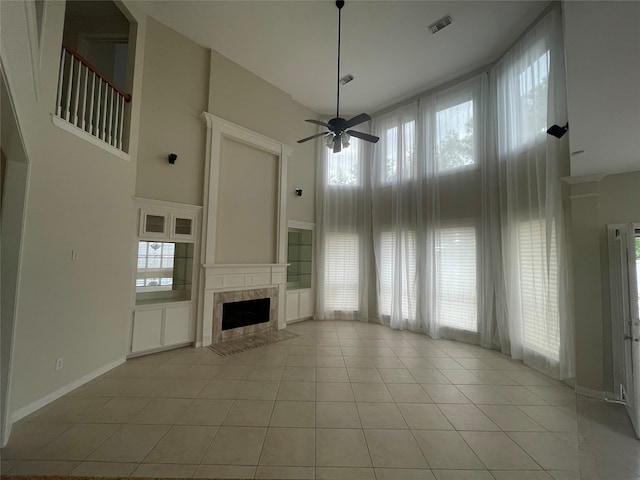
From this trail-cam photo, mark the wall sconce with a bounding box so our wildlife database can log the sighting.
[295,188,303,197]
[547,123,568,139]
[168,153,178,164]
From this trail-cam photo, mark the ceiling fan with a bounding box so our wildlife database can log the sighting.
[297,0,379,153]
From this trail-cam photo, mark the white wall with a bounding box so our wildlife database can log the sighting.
[136,17,209,206]
[564,1,640,176]
[209,51,317,224]
[598,172,640,391]
[563,1,640,393]
[216,138,279,264]
[1,74,30,444]
[0,0,321,434]
[0,0,147,423]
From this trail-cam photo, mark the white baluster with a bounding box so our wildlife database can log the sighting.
[113,94,120,148]
[88,72,96,136]
[73,57,81,126]
[100,79,107,141]
[95,80,102,137]
[81,64,89,131]
[64,53,74,121]
[108,88,115,145]
[56,48,65,117]
[118,95,125,150]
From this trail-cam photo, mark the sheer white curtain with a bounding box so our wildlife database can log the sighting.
[371,102,421,330]
[315,5,573,379]
[371,77,491,345]
[315,135,371,321]
[491,6,574,378]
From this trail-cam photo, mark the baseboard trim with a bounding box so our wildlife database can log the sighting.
[9,356,126,424]
[575,385,608,400]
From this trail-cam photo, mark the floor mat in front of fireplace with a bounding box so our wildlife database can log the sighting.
[208,330,299,356]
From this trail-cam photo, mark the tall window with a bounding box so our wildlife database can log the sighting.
[435,226,478,332]
[383,120,416,184]
[518,219,560,360]
[517,48,549,145]
[324,232,359,311]
[379,231,417,320]
[327,138,361,186]
[435,97,475,172]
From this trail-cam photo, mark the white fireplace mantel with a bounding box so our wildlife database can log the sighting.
[203,263,287,291]
[197,113,294,346]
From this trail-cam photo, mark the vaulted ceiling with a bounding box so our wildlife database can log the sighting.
[137,1,548,116]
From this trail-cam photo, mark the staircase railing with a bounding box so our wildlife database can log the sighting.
[55,44,131,152]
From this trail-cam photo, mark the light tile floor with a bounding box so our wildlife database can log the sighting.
[1,320,637,479]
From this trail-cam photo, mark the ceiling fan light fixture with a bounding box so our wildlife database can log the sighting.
[325,135,334,148]
[297,1,380,150]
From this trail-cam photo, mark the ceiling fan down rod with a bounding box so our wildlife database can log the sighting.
[336,0,344,120]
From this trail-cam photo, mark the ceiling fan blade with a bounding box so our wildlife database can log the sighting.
[347,130,380,143]
[333,137,342,154]
[305,119,332,129]
[345,113,372,129]
[297,132,329,144]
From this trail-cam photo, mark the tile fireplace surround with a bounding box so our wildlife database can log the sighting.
[212,287,278,343]
[202,264,287,346]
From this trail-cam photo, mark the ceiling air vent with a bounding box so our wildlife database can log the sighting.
[340,74,354,85]
[429,15,452,34]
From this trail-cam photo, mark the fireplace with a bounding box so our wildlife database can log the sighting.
[222,298,270,331]
[212,287,278,342]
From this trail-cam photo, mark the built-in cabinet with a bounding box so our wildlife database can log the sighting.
[286,221,315,323]
[129,198,201,356]
[139,206,198,241]
[131,303,192,353]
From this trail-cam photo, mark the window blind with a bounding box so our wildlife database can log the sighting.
[379,231,417,320]
[324,232,359,311]
[435,226,478,332]
[518,219,560,360]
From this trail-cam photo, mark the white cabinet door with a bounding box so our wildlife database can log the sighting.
[139,209,169,238]
[132,308,163,353]
[164,304,192,346]
[286,291,299,322]
[299,290,314,318]
[171,213,197,241]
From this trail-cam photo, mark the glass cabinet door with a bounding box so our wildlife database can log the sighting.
[140,210,169,238]
[172,214,196,240]
[287,227,312,289]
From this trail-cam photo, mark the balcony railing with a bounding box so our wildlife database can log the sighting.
[55,44,131,152]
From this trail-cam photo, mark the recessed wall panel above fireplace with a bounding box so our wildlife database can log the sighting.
[216,138,279,264]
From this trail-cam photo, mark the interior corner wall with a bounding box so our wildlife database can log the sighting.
[569,172,640,393]
[563,1,640,393]
[0,0,145,420]
[135,17,209,206]
[569,180,604,392]
[598,172,640,391]
[208,50,317,224]
[563,1,640,177]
